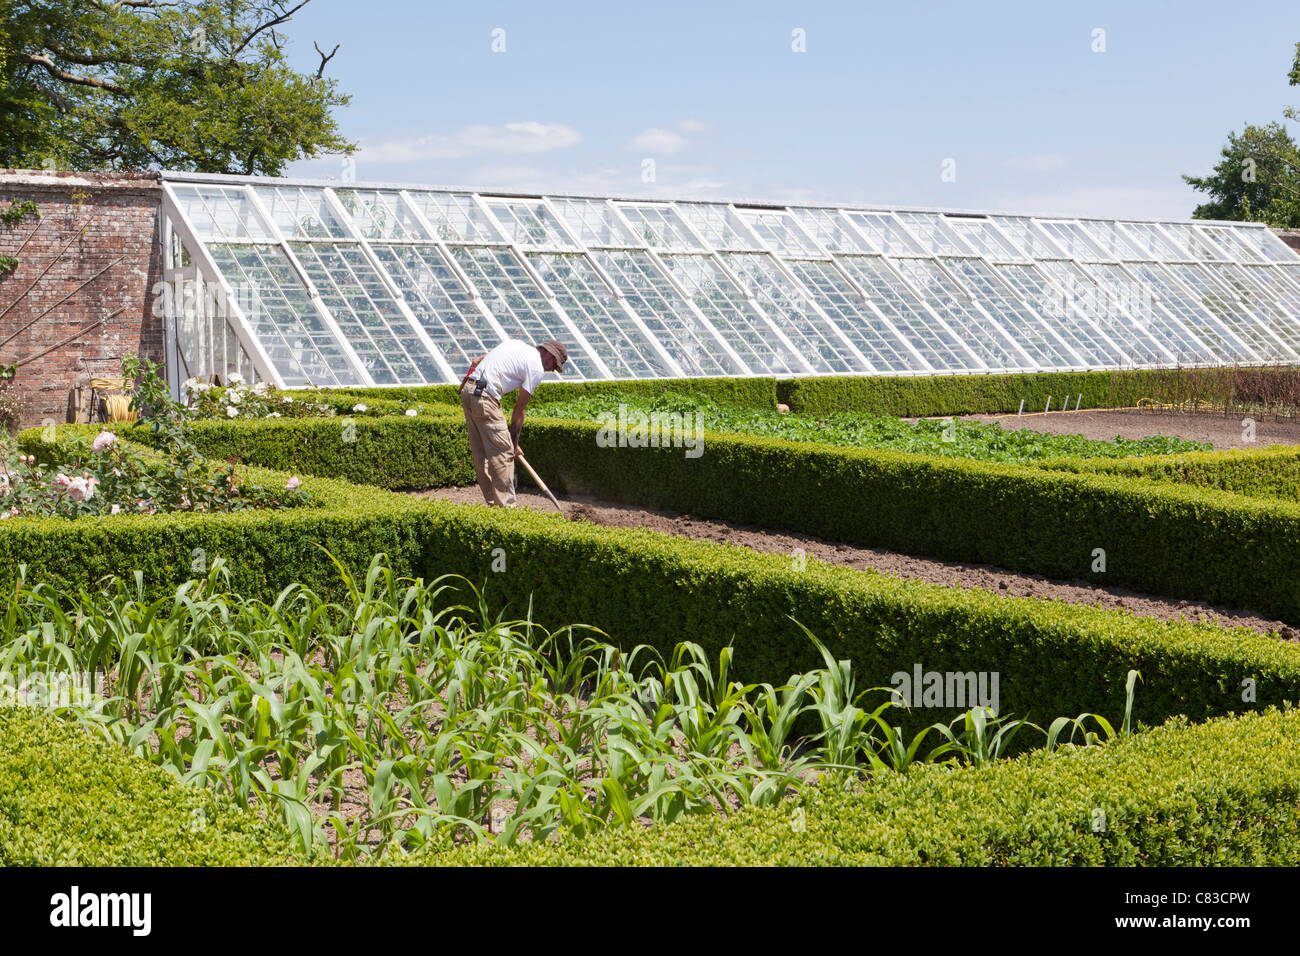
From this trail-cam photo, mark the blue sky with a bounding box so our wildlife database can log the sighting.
[281,1,1300,219]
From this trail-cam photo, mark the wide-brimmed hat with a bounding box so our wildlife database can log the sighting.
[539,339,568,372]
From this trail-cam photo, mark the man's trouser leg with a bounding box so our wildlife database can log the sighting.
[461,389,515,506]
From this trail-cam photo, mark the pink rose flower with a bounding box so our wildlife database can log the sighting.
[286,476,301,491]
[92,430,117,452]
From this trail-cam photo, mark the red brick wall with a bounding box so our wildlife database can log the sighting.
[0,169,163,430]
[1274,229,1300,254]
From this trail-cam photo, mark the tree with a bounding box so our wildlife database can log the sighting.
[0,0,355,175]
[1182,123,1300,227]
[1183,42,1300,227]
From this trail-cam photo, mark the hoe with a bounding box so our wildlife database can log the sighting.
[516,452,563,512]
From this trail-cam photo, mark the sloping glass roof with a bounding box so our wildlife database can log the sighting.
[159,172,1300,390]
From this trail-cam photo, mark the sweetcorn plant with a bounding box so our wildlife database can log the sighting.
[0,554,1141,861]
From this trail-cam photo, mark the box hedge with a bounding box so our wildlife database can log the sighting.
[777,366,1300,416]
[312,375,779,412]
[424,708,1300,866]
[0,706,299,866]
[1035,445,1300,501]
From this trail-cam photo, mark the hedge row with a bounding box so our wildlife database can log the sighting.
[316,375,779,412]
[1035,445,1300,502]
[10,431,432,600]
[0,707,298,865]
[172,415,472,490]
[519,418,1300,622]
[289,366,1300,421]
[776,366,1300,416]
[427,708,1300,866]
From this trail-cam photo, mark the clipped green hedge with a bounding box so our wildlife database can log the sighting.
[167,415,472,490]
[0,707,299,865]
[426,708,1300,866]
[318,375,780,412]
[1035,445,1300,502]
[520,418,1300,622]
[777,366,1300,417]
[10,430,433,600]
[37,417,476,491]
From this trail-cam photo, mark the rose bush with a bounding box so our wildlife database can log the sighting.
[1,428,309,519]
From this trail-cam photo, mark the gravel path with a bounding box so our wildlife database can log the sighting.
[414,485,1298,641]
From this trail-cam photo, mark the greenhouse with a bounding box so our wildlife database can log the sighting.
[159,170,1300,394]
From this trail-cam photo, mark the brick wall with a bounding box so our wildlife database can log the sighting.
[0,169,163,430]
[1274,229,1300,253]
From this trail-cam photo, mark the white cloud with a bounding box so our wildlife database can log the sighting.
[626,127,690,155]
[1002,153,1068,172]
[359,122,581,164]
[625,119,714,155]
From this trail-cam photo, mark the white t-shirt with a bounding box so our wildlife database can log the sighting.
[477,339,545,401]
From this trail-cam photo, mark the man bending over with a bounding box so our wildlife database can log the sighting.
[458,338,568,506]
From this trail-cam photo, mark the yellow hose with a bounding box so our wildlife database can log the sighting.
[104,394,136,422]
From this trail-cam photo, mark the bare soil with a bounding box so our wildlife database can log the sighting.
[948,408,1300,450]
[415,484,1298,641]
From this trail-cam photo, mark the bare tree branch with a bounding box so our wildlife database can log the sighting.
[314,41,339,78]
[17,53,131,95]
[230,0,313,60]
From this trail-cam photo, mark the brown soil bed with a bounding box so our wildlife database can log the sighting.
[948,408,1300,449]
[415,485,1298,641]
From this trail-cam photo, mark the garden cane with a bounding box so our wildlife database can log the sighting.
[516,452,563,512]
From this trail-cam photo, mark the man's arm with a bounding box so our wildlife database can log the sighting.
[509,388,532,456]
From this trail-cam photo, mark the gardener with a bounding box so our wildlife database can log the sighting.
[458,338,568,507]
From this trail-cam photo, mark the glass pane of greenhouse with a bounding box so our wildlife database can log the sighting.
[720,253,871,373]
[404,191,503,243]
[205,243,360,386]
[369,244,500,371]
[678,204,764,250]
[483,199,577,249]
[334,189,429,242]
[892,258,1034,370]
[658,253,803,374]
[739,210,826,258]
[790,208,878,254]
[291,243,442,384]
[1036,260,1173,366]
[833,255,978,371]
[784,258,930,373]
[161,173,1300,391]
[448,246,599,379]
[551,199,640,248]
[590,250,742,376]
[614,204,706,251]
[527,252,675,378]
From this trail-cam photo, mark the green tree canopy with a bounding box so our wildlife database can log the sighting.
[1183,43,1300,228]
[0,0,355,174]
